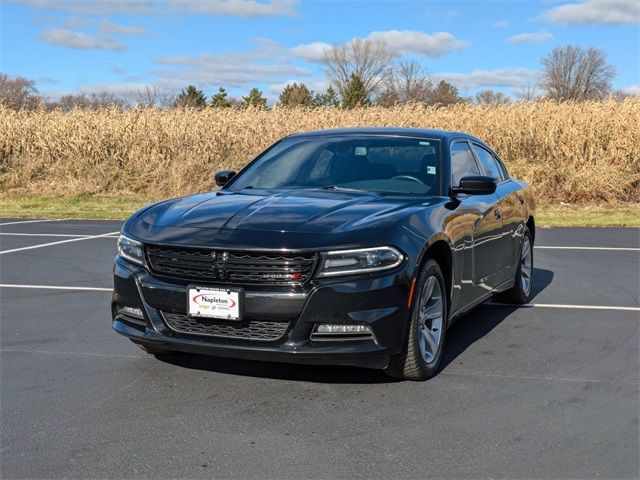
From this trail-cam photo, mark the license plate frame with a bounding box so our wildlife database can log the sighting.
[187,285,244,321]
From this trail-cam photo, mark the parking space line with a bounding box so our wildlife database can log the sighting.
[442,371,639,386]
[0,219,62,226]
[1,283,638,312]
[0,231,119,255]
[536,246,639,251]
[487,302,640,312]
[1,348,140,359]
[0,284,112,292]
[0,233,119,238]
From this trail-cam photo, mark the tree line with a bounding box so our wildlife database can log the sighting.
[0,43,627,111]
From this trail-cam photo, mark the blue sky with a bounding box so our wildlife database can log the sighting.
[1,0,638,102]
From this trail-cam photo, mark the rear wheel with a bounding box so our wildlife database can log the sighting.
[385,259,448,381]
[497,227,533,304]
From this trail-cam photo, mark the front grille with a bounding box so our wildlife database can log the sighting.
[162,312,289,341]
[145,245,317,285]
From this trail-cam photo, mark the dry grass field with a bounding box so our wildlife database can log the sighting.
[1,100,639,211]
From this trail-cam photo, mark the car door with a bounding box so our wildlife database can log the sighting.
[471,143,527,284]
[450,140,504,306]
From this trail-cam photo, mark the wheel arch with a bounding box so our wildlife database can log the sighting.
[416,236,453,315]
[527,215,535,244]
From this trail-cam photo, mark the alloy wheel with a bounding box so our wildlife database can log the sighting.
[521,236,532,295]
[417,276,444,364]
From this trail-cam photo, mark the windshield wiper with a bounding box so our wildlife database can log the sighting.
[320,185,364,192]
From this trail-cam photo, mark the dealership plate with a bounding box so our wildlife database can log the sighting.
[187,286,242,320]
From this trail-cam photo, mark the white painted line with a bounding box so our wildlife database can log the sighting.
[0,231,119,255]
[0,232,118,238]
[0,219,62,227]
[1,348,140,359]
[0,284,112,292]
[536,246,639,252]
[1,283,638,313]
[487,302,640,312]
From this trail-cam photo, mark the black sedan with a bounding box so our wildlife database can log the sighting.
[112,128,535,380]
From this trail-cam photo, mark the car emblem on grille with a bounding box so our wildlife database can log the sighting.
[212,251,229,279]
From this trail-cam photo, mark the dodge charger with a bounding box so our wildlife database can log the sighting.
[112,128,535,380]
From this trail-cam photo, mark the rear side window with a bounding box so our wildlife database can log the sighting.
[450,141,481,185]
[472,144,504,181]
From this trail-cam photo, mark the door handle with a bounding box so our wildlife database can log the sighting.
[494,208,502,220]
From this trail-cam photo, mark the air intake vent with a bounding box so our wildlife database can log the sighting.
[162,312,289,341]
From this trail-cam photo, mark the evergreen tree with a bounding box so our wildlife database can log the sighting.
[210,87,232,108]
[242,87,267,109]
[174,85,206,108]
[313,86,340,107]
[278,82,313,107]
[430,80,461,106]
[341,74,370,109]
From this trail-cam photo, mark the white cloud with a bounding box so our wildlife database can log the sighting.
[434,68,540,90]
[367,30,469,57]
[41,28,126,51]
[171,0,298,17]
[11,0,298,17]
[100,20,145,36]
[507,31,554,43]
[492,20,509,28]
[291,30,469,63]
[155,42,312,88]
[290,42,331,62]
[539,0,639,25]
[621,84,640,95]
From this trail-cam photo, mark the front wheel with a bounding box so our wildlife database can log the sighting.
[385,259,448,381]
[497,227,534,304]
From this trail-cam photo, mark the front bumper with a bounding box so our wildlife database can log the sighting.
[112,256,412,369]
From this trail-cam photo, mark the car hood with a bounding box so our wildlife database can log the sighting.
[135,189,438,235]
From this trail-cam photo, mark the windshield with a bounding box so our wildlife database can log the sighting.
[228,135,442,195]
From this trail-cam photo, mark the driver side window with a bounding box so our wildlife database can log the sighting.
[450,141,481,186]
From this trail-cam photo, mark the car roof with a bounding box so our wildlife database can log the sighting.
[285,127,482,143]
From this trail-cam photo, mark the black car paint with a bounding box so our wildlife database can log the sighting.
[112,128,535,368]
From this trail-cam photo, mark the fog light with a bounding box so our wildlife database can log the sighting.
[118,306,144,319]
[316,324,372,334]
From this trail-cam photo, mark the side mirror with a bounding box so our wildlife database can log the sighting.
[215,169,236,187]
[451,175,497,196]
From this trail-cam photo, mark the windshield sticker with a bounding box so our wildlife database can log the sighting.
[427,166,436,175]
[419,141,431,146]
[354,146,367,156]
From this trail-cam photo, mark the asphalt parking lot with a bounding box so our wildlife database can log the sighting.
[1,219,638,479]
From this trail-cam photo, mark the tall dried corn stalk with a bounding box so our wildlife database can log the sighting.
[1,100,638,204]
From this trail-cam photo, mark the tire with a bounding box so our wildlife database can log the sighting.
[385,259,448,381]
[497,227,534,304]
[131,340,173,355]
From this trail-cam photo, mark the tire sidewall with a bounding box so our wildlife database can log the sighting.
[409,259,448,378]
[517,228,534,302]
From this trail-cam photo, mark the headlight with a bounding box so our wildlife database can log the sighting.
[117,234,144,266]
[317,246,403,277]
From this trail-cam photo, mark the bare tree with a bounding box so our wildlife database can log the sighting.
[515,81,541,102]
[124,85,175,107]
[323,38,396,99]
[0,73,41,109]
[52,92,124,111]
[540,45,615,101]
[475,89,510,105]
[378,60,433,106]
